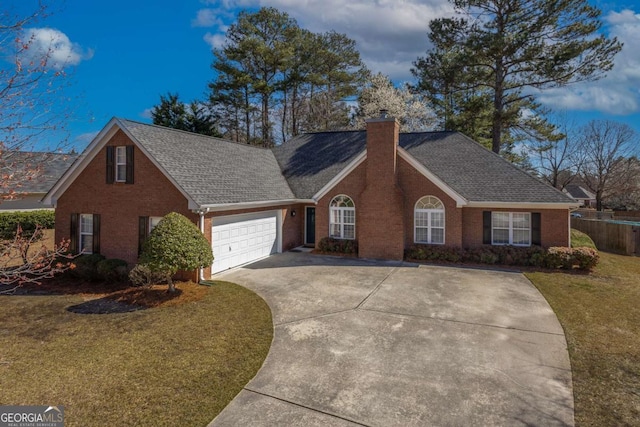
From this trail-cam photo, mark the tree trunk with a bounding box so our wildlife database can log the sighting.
[244,90,250,144]
[167,275,176,293]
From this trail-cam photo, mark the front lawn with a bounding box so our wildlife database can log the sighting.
[526,230,640,426]
[0,280,272,426]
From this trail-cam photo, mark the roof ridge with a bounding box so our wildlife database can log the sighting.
[116,118,274,151]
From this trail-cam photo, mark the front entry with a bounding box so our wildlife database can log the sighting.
[305,207,316,246]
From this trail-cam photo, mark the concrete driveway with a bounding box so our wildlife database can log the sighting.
[209,252,574,427]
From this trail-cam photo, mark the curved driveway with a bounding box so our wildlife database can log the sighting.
[209,252,574,426]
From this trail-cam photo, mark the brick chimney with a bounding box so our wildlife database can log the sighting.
[358,111,405,260]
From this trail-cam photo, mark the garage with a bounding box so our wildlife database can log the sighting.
[211,211,281,274]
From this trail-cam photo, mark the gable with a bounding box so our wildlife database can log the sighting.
[45,119,298,210]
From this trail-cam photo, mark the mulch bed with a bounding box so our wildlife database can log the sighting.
[67,298,146,314]
[0,276,208,314]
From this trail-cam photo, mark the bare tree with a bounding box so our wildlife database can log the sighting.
[1,1,75,197]
[0,224,74,292]
[577,120,639,211]
[1,3,79,287]
[531,115,580,189]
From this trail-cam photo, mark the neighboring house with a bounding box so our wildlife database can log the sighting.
[563,184,596,208]
[43,116,577,277]
[0,151,78,211]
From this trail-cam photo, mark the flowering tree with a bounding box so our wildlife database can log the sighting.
[1,2,78,197]
[354,73,436,132]
[0,224,74,292]
[1,2,80,286]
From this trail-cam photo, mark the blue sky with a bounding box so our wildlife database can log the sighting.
[7,0,640,150]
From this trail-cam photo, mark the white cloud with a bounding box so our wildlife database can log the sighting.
[192,9,219,27]
[201,0,454,80]
[537,9,640,115]
[74,130,99,145]
[139,108,154,120]
[203,32,228,49]
[202,2,640,116]
[22,28,93,70]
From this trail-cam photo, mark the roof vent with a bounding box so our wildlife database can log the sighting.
[380,109,389,118]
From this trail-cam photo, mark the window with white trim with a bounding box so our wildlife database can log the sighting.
[149,216,163,233]
[492,212,531,246]
[79,214,94,253]
[329,195,355,239]
[414,196,445,244]
[115,146,127,182]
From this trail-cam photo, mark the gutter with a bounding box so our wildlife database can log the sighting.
[197,208,210,283]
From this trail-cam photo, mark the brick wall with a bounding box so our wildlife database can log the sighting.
[55,130,194,266]
[316,162,367,244]
[358,118,405,260]
[462,207,570,248]
[397,157,463,247]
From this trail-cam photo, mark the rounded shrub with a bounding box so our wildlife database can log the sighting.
[139,212,213,292]
[72,253,106,281]
[96,258,129,282]
[128,264,168,287]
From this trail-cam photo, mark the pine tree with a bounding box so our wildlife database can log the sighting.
[413,0,621,155]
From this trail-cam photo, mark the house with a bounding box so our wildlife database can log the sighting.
[564,184,596,208]
[43,115,578,278]
[0,152,78,211]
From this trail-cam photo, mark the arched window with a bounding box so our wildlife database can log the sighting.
[414,196,445,244]
[329,195,355,239]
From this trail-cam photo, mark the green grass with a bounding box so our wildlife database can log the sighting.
[526,230,640,426]
[571,228,598,250]
[0,281,272,426]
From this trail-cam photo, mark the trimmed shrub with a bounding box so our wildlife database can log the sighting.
[72,253,106,281]
[573,247,599,270]
[405,244,598,271]
[140,212,213,292]
[317,237,358,254]
[544,247,574,269]
[0,210,55,239]
[128,264,167,287]
[96,258,129,282]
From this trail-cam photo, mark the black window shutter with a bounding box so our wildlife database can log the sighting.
[482,211,492,245]
[92,214,101,254]
[70,213,79,253]
[106,146,114,184]
[126,145,134,184]
[532,212,542,246]
[138,216,149,255]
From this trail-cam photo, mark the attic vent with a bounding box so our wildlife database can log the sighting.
[380,109,389,118]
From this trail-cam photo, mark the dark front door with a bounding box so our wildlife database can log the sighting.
[305,207,316,245]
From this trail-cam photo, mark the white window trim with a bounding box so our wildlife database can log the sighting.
[491,212,532,247]
[149,216,163,233]
[115,146,127,182]
[414,196,445,245]
[79,213,93,254]
[414,209,445,244]
[329,195,355,240]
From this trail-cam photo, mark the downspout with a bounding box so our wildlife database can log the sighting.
[198,209,207,283]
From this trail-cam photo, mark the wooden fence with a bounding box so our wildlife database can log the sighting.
[572,218,640,256]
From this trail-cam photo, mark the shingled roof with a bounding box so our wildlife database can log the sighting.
[48,119,575,209]
[273,130,574,204]
[2,151,78,194]
[119,120,295,206]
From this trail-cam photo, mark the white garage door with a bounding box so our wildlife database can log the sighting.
[211,211,280,274]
